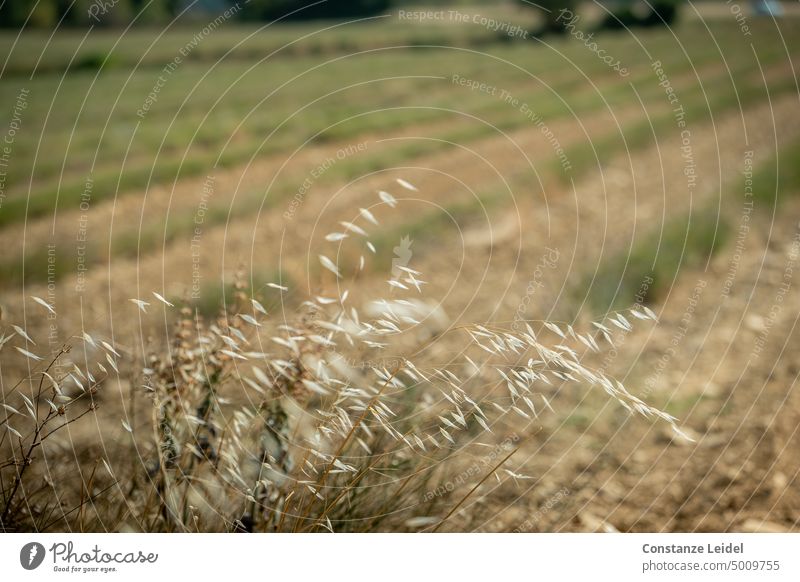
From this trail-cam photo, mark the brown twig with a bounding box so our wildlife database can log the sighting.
[431,446,519,532]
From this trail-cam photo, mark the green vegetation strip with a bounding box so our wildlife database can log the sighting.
[0,41,726,223]
[1,18,791,223]
[2,61,795,287]
[582,135,800,312]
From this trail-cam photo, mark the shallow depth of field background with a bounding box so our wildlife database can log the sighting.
[1,0,800,532]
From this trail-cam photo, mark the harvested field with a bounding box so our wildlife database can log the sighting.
[1,3,799,535]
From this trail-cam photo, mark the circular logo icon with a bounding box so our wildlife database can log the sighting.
[20,542,46,570]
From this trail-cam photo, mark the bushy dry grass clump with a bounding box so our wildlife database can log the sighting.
[1,183,689,533]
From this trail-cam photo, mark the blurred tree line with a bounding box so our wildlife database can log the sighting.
[528,0,681,34]
[0,0,392,28]
[0,0,181,27]
[0,0,681,29]
[237,0,393,20]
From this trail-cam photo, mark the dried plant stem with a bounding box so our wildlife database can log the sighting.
[78,460,100,532]
[432,446,519,533]
[294,371,399,529]
[1,414,50,524]
[39,481,118,532]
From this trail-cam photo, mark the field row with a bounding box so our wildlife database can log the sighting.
[1,53,795,289]
[0,18,792,225]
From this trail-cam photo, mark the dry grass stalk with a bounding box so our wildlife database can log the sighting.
[1,184,687,532]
